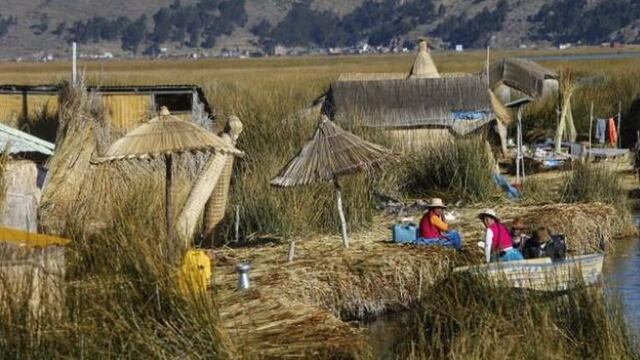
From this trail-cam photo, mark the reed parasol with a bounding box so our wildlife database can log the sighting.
[97,106,242,247]
[271,116,397,248]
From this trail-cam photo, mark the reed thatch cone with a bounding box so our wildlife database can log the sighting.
[409,38,439,79]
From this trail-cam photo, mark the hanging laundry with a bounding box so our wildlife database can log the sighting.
[608,117,618,146]
[595,118,607,144]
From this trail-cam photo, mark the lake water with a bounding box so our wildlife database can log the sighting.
[523,51,640,62]
[604,214,640,333]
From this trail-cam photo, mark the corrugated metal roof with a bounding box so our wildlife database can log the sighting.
[0,123,55,156]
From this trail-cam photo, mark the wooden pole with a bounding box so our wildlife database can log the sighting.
[287,240,296,263]
[588,102,593,155]
[72,42,77,84]
[334,178,349,248]
[617,101,622,148]
[234,205,240,243]
[516,106,523,185]
[485,46,490,87]
[165,154,174,249]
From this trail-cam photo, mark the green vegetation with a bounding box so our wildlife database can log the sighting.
[0,14,17,40]
[561,163,626,206]
[433,0,509,48]
[399,137,497,203]
[265,0,436,47]
[396,273,638,359]
[531,0,640,44]
[57,0,248,53]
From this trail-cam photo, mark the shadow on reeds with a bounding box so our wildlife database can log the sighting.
[393,272,639,360]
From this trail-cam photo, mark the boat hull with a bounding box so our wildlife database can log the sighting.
[453,253,604,292]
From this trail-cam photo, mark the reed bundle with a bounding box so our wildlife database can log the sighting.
[218,288,368,359]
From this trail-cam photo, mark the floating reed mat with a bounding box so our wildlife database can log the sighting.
[217,288,369,359]
[450,202,633,255]
[214,226,459,321]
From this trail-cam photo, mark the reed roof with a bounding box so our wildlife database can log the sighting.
[326,75,508,134]
[271,116,396,187]
[409,39,439,79]
[97,107,241,162]
[489,58,558,98]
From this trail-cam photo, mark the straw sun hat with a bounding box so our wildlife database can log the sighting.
[477,208,499,220]
[426,198,447,208]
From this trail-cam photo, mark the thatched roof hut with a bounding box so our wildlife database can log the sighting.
[324,76,509,134]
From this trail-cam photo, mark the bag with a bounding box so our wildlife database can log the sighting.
[393,224,418,243]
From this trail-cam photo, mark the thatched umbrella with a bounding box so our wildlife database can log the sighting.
[271,116,397,248]
[97,106,242,247]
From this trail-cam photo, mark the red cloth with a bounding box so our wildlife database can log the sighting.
[419,210,447,238]
[608,117,618,146]
[488,222,513,252]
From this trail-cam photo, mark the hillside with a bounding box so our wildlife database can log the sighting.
[0,0,638,59]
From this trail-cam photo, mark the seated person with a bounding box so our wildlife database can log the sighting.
[478,209,523,263]
[510,217,529,251]
[522,227,550,259]
[418,198,462,250]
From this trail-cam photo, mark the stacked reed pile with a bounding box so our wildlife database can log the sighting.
[217,288,368,359]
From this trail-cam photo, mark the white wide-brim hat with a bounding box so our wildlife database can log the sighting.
[477,208,499,220]
[426,198,447,208]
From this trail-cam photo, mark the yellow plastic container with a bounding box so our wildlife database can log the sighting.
[177,249,212,294]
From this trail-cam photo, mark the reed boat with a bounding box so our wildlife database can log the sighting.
[453,253,604,292]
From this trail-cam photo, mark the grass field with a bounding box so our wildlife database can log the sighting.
[3,46,640,238]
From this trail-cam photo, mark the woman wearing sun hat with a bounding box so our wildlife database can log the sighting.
[418,198,462,250]
[478,209,523,262]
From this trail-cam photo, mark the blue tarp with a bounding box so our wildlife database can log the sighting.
[451,111,488,121]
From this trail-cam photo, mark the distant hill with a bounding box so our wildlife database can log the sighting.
[0,0,639,59]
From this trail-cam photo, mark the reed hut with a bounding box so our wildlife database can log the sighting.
[0,84,213,141]
[0,122,55,231]
[323,75,512,152]
[489,58,559,104]
[317,38,511,153]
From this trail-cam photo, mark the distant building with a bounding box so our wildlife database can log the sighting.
[455,44,464,52]
[274,45,287,56]
[0,84,214,140]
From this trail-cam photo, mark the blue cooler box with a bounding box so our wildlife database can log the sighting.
[393,224,418,243]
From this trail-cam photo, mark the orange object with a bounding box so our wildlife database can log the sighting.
[608,117,618,146]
